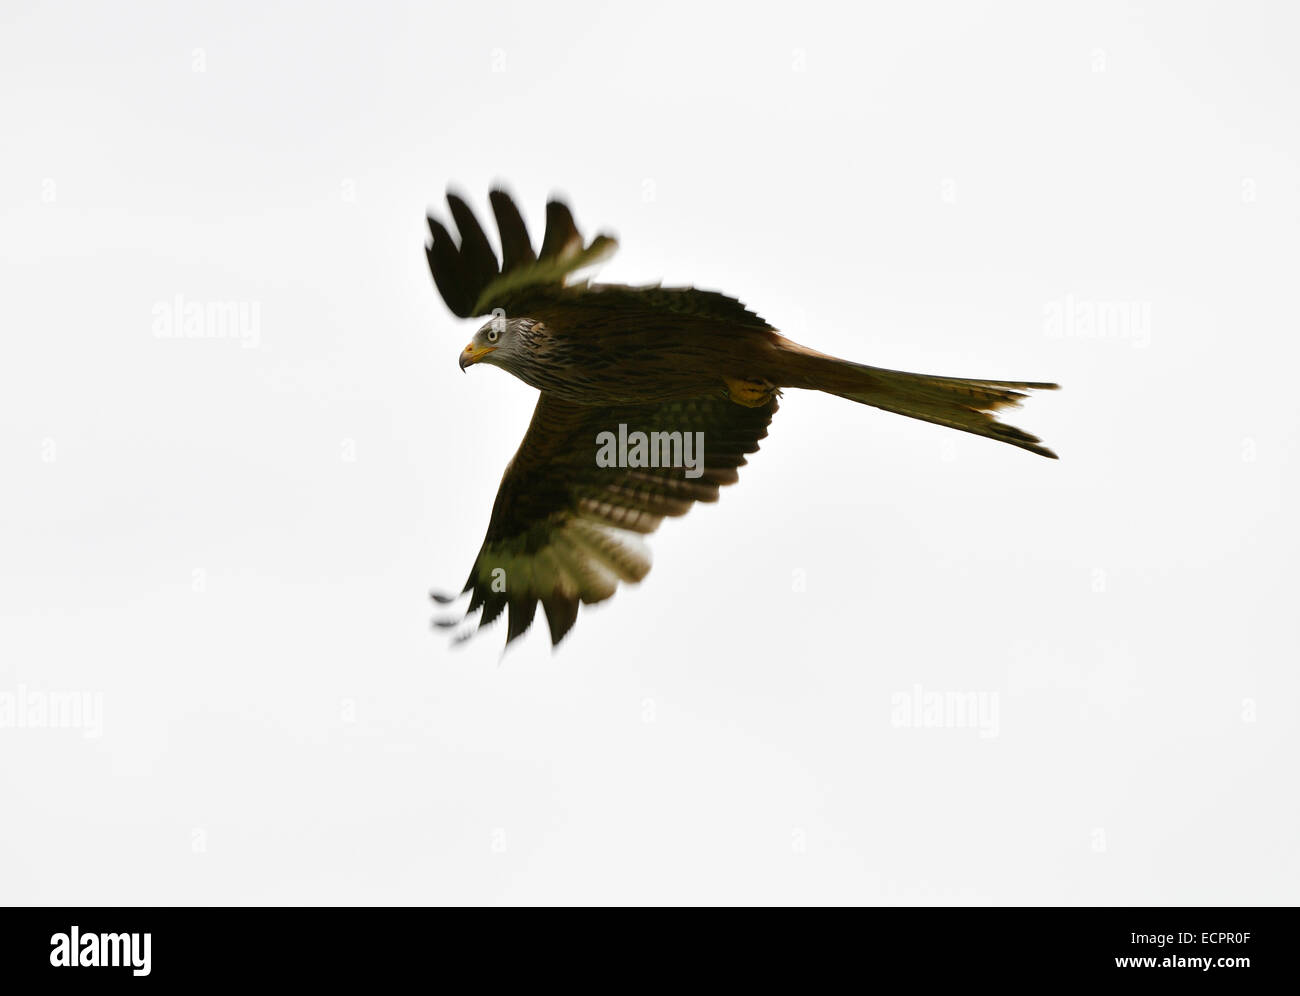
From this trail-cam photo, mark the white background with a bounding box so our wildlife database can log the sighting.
[3,0,1296,905]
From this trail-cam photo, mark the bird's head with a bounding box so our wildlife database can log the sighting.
[459,316,542,372]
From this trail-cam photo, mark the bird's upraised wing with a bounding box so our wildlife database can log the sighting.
[426,190,773,328]
[426,190,618,319]
[434,392,778,648]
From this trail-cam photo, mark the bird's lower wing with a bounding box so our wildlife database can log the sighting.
[434,392,778,648]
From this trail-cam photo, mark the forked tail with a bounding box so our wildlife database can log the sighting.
[776,339,1059,458]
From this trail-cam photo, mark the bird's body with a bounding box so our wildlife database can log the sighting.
[427,189,1059,648]
[477,290,778,405]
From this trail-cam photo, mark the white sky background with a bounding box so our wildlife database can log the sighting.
[2,0,1297,905]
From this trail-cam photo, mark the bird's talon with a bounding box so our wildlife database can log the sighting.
[723,376,777,408]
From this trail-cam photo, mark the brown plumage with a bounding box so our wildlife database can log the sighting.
[428,189,1058,648]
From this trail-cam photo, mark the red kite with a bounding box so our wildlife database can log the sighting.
[428,190,1057,647]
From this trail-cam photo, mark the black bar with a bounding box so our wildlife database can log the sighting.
[0,908,1284,984]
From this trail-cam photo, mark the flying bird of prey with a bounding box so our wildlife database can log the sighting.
[428,189,1058,648]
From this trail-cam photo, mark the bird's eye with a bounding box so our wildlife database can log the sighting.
[486,327,499,343]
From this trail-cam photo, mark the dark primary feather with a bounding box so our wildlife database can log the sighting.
[490,190,536,272]
[539,200,581,260]
[446,193,498,286]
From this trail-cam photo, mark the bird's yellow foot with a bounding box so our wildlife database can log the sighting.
[722,376,779,408]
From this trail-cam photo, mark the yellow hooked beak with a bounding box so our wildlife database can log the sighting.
[459,342,497,371]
